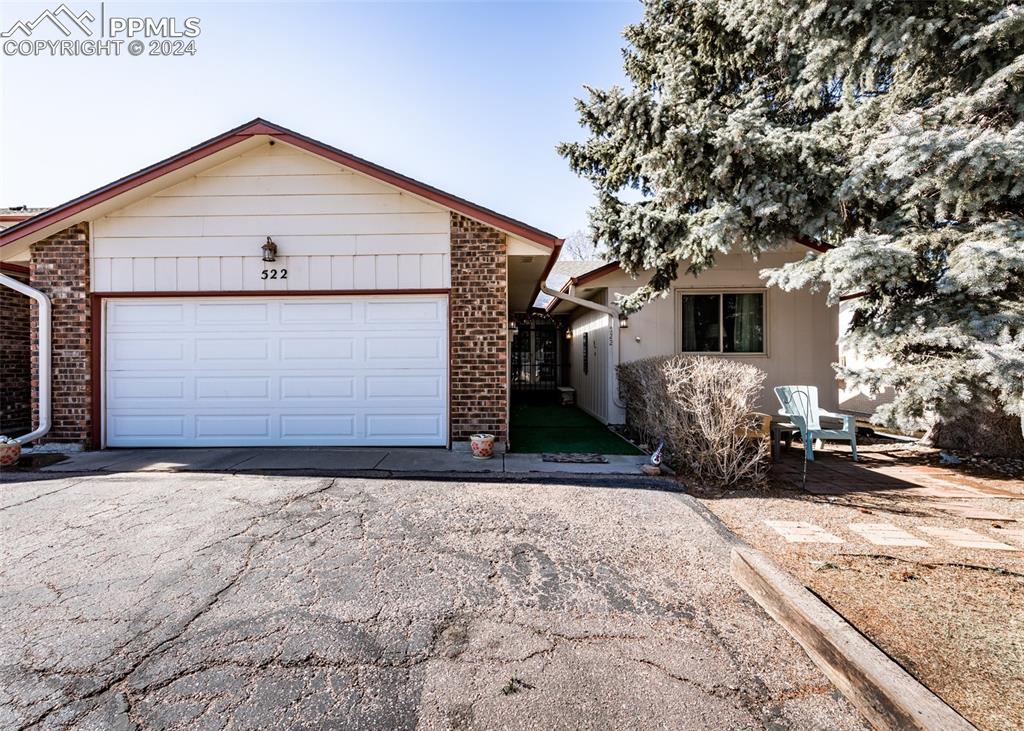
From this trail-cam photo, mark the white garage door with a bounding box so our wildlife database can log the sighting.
[104,295,448,447]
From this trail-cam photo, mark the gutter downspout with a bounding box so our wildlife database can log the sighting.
[540,283,628,412]
[541,282,617,318]
[0,273,51,445]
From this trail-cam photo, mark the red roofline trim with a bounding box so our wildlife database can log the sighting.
[0,262,30,276]
[0,118,561,250]
[528,241,565,311]
[543,261,621,312]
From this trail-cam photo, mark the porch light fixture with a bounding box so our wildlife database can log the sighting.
[618,314,629,328]
[262,236,278,262]
[565,329,572,340]
[508,321,519,333]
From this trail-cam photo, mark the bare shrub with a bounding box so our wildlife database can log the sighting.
[617,355,769,488]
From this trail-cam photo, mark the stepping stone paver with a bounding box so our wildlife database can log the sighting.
[917,526,1019,551]
[764,520,843,544]
[937,504,1015,521]
[990,527,1024,544]
[848,523,931,547]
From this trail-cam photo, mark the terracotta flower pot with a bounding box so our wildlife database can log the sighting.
[0,440,21,467]
[470,433,496,460]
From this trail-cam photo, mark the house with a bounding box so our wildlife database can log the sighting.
[545,247,844,424]
[0,208,44,439]
[0,119,564,451]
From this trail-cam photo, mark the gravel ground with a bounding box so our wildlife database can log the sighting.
[0,472,865,730]
[702,479,1024,731]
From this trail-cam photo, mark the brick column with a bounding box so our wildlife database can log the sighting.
[29,223,91,446]
[449,212,508,446]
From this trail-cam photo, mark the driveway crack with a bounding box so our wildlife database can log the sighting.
[0,479,87,512]
[20,478,339,730]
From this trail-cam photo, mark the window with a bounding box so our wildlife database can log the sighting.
[681,292,765,353]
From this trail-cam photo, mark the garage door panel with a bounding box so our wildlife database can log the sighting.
[196,302,269,324]
[366,413,442,441]
[280,301,354,323]
[365,375,442,399]
[195,414,272,439]
[280,337,355,362]
[281,414,357,438]
[109,302,186,326]
[110,415,186,439]
[280,376,356,399]
[110,338,186,363]
[365,299,441,322]
[196,338,270,362]
[365,335,443,365]
[110,376,185,400]
[105,295,448,447]
[195,377,271,400]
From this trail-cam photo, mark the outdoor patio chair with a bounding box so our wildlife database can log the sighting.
[774,385,858,462]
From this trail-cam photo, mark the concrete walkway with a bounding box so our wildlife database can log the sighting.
[28,447,652,476]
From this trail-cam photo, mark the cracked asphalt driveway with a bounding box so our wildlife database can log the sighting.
[1,472,866,730]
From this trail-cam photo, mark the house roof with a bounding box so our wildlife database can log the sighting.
[548,259,605,286]
[0,118,562,252]
[544,260,623,312]
[0,207,47,231]
[543,237,832,313]
[533,259,603,308]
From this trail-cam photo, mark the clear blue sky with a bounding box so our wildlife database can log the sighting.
[1,1,641,237]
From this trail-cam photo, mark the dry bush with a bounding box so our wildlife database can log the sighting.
[617,355,770,488]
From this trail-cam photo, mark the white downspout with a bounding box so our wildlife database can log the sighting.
[541,282,617,318]
[0,273,51,445]
[541,283,628,412]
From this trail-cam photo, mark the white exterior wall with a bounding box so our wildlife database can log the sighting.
[568,308,610,422]
[568,247,840,422]
[838,299,894,415]
[90,143,451,292]
[567,290,611,422]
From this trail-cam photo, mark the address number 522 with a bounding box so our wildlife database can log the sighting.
[261,269,288,280]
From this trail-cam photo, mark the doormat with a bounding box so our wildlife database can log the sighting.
[542,453,608,464]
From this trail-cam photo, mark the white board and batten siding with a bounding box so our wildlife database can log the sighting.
[569,308,612,423]
[105,295,449,447]
[91,143,451,292]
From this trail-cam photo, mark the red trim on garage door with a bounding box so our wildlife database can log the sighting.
[89,288,452,449]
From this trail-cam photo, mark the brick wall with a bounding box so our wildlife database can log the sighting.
[30,223,91,445]
[0,276,32,436]
[449,212,508,445]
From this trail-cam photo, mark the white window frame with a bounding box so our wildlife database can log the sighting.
[675,288,769,356]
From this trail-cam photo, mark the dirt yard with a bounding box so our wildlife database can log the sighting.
[698,442,1024,731]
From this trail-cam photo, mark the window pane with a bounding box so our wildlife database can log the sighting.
[681,294,721,352]
[723,293,764,352]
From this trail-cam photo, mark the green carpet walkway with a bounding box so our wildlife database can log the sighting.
[509,402,643,455]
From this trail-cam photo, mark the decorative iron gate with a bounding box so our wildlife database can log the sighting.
[511,316,561,391]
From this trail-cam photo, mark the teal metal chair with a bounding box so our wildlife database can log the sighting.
[774,385,858,461]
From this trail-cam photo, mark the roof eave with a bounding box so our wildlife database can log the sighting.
[0,117,561,252]
[544,260,621,313]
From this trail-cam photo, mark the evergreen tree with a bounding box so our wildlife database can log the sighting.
[560,0,1024,452]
